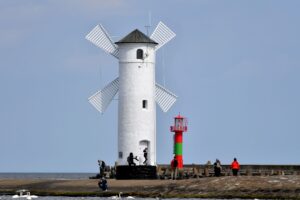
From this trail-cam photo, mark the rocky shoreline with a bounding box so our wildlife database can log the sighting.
[0,175,300,199]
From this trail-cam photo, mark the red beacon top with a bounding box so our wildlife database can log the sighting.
[170,114,188,132]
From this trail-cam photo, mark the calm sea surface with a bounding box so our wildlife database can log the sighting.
[0,173,95,179]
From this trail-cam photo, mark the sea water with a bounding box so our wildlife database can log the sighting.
[0,173,95,180]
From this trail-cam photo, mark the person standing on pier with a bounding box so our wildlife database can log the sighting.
[214,159,222,177]
[171,156,178,180]
[143,148,148,165]
[98,160,106,178]
[231,158,240,176]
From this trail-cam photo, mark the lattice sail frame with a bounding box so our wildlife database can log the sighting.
[85,25,119,58]
[86,22,178,113]
[150,21,176,51]
[155,83,178,112]
[88,78,119,113]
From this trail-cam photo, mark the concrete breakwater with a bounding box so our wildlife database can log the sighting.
[0,176,300,199]
[157,164,300,178]
[99,164,300,179]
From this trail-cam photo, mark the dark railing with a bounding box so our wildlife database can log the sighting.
[91,164,300,179]
[170,126,188,132]
[157,164,300,179]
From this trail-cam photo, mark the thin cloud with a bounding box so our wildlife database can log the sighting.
[0,2,46,48]
[55,0,126,17]
[223,56,294,80]
[0,29,27,47]
[65,0,123,9]
[0,2,45,23]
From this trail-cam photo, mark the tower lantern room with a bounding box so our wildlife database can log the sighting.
[170,114,188,168]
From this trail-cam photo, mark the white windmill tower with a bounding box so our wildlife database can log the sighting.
[86,22,177,166]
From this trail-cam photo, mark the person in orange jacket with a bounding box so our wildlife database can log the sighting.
[231,158,240,176]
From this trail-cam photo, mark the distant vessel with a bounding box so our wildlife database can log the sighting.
[12,190,38,200]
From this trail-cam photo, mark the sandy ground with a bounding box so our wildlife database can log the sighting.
[1,175,300,199]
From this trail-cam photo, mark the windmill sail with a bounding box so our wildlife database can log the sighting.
[150,21,176,51]
[85,25,119,58]
[155,83,177,112]
[88,77,119,113]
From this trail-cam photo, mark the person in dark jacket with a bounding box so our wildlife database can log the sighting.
[171,156,178,180]
[143,148,148,165]
[127,152,139,166]
[213,159,222,177]
[98,177,108,191]
[98,160,106,177]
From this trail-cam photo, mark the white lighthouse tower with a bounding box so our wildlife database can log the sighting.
[86,22,177,166]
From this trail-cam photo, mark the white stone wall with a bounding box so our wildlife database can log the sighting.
[117,43,157,166]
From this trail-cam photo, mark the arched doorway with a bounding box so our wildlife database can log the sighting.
[139,140,149,165]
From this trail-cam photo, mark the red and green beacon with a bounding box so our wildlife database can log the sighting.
[170,113,188,169]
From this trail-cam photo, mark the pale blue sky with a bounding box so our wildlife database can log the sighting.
[0,0,299,172]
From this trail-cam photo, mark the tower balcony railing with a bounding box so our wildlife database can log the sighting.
[170,126,188,132]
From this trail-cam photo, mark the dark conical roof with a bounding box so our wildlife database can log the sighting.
[115,29,158,45]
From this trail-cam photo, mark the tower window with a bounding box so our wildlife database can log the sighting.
[142,100,148,109]
[119,152,123,159]
[137,49,143,59]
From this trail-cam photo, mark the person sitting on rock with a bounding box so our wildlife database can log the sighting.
[98,177,108,191]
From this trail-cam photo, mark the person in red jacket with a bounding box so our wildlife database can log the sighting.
[231,158,240,176]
